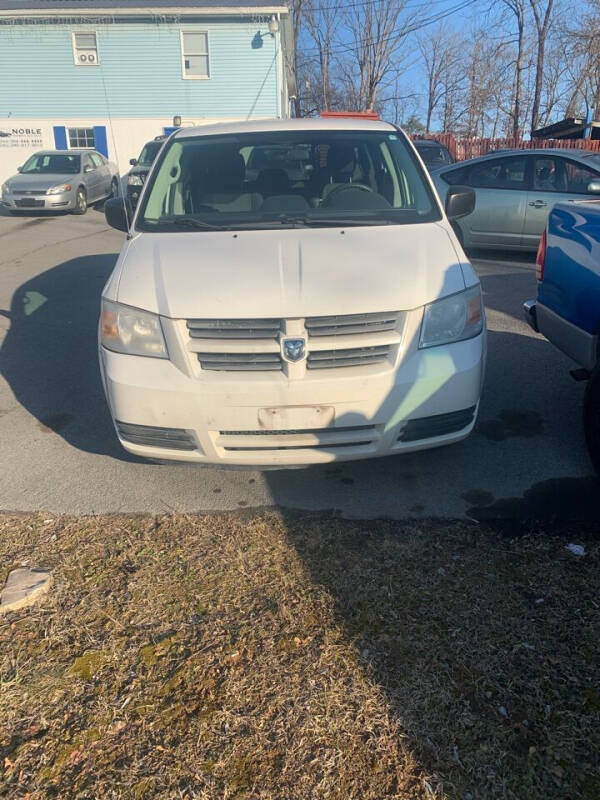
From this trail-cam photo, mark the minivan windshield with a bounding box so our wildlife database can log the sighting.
[137,129,442,231]
[20,153,81,175]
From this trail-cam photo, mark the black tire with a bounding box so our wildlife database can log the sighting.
[72,186,87,215]
[583,364,600,476]
[109,177,119,199]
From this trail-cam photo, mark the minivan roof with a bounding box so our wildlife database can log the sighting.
[174,117,397,139]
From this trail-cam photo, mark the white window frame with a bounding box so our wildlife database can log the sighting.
[67,127,96,149]
[180,30,210,80]
[72,31,100,67]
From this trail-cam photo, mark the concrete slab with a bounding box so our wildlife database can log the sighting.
[0,566,52,614]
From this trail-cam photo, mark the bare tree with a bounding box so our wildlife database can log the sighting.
[528,0,556,134]
[289,0,306,117]
[538,34,571,124]
[418,26,462,132]
[345,0,413,111]
[502,0,527,137]
[304,0,342,111]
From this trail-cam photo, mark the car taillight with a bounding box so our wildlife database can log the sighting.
[536,227,547,281]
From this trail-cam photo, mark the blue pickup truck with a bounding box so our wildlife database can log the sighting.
[524,200,600,473]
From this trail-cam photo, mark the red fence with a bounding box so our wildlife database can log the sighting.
[411,133,600,161]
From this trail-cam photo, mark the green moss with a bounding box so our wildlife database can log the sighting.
[227,757,254,794]
[69,650,108,680]
[139,645,157,666]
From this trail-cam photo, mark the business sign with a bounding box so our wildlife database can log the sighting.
[0,127,44,148]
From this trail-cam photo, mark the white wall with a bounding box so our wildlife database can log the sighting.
[0,117,249,181]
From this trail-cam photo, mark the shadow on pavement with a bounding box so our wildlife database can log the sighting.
[0,252,145,461]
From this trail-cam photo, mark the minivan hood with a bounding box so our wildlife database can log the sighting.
[115,223,465,318]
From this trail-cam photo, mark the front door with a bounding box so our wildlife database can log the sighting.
[463,155,528,248]
[523,155,600,249]
[83,153,101,201]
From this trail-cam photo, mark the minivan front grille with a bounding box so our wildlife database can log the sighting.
[186,312,402,374]
[307,345,391,369]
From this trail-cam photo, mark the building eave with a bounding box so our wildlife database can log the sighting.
[0,6,288,18]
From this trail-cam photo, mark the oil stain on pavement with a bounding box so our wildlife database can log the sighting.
[478,409,544,441]
[466,476,600,529]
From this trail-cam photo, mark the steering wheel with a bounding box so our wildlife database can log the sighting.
[325,182,374,201]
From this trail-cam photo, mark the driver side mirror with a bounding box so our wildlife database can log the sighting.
[445,185,475,220]
[105,197,131,233]
[84,164,93,173]
[130,158,138,166]
[17,166,23,173]
[587,179,600,194]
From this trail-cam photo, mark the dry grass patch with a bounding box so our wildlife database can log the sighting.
[0,512,598,800]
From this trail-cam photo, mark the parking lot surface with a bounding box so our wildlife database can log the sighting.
[0,209,597,521]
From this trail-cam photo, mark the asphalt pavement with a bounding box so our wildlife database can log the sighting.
[0,207,597,522]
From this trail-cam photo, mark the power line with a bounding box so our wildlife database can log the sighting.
[298,0,482,58]
[301,0,454,17]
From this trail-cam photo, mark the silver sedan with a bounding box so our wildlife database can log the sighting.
[431,147,600,251]
[1,149,120,215]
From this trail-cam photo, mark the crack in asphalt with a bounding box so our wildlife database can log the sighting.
[0,226,112,268]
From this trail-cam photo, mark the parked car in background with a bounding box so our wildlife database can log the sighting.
[100,117,485,467]
[432,148,600,251]
[127,135,166,206]
[524,200,600,473]
[412,139,455,171]
[1,150,119,215]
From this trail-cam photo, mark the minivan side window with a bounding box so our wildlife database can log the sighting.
[469,156,526,190]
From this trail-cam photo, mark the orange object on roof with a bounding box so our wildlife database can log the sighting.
[320,111,380,120]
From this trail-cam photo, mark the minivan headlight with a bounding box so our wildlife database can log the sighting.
[47,183,72,195]
[419,285,483,348]
[100,299,168,358]
[128,174,144,186]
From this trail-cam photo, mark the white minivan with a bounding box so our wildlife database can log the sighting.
[100,117,485,466]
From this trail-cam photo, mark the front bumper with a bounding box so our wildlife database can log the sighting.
[1,190,76,210]
[99,331,486,467]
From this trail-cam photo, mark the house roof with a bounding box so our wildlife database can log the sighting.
[0,0,288,14]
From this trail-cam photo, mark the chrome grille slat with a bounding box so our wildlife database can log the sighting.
[187,319,280,339]
[197,352,282,371]
[305,312,398,337]
[307,345,391,369]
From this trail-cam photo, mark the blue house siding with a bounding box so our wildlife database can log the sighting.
[0,20,281,118]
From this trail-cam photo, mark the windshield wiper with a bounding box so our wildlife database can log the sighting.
[275,215,393,227]
[156,216,230,231]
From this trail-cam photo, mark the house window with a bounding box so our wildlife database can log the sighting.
[181,31,209,79]
[72,32,99,66]
[68,128,95,149]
